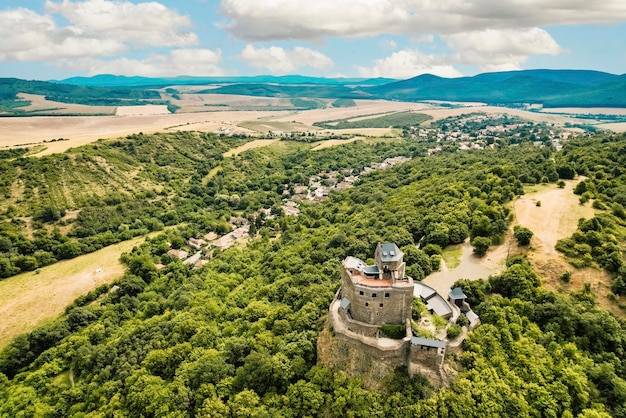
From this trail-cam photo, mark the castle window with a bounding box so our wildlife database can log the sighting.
[365,302,369,307]
[385,292,390,298]
[372,293,377,298]
[359,290,364,296]
[379,303,383,308]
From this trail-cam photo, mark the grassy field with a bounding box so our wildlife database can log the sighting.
[223,139,280,157]
[237,121,317,133]
[0,234,152,350]
[441,245,463,270]
[313,111,432,129]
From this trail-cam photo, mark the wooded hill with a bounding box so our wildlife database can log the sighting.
[1,129,626,416]
[2,69,626,115]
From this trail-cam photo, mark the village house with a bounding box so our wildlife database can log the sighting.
[167,249,188,260]
[187,238,207,249]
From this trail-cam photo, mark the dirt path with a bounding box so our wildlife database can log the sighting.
[423,239,508,296]
[0,235,149,350]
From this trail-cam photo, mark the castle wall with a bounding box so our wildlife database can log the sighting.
[340,267,413,326]
[317,322,410,390]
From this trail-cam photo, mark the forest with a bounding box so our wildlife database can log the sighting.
[1,128,626,417]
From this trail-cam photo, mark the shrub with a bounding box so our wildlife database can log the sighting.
[380,324,406,339]
[560,271,572,283]
[471,236,490,257]
[513,225,534,246]
[446,324,462,339]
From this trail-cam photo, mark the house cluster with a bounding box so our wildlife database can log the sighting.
[283,156,412,210]
[159,216,254,270]
[319,242,479,388]
[404,113,571,154]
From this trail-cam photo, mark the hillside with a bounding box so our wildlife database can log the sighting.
[0,78,164,114]
[59,74,396,88]
[369,70,626,107]
[2,70,626,116]
[1,131,626,416]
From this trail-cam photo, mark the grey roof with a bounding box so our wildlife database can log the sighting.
[449,287,467,300]
[340,298,351,310]
[411,337,446,349]
[414,282,437,300]
[378,243,403,262]
[344,256,364,270]
[344,256,380,275]
[426,296,453,317]
[465,309,480,324]
[363,265,380,275]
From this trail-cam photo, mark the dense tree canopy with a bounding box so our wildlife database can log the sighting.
[2,129,626,416]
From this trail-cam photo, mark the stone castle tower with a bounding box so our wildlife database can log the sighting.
[317,243,448,389]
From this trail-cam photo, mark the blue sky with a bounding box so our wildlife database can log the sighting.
[1,0,625,80]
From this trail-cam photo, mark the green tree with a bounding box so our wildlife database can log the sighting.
[471,236,490,257]
[513,225,534,246]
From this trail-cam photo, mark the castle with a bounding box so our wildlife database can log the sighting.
[317,242,479,388]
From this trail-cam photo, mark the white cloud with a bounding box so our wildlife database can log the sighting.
[411,34,435,44]
[63,48,224,77]
[219,0,626,41]
[45,0,197,47]
[444,28,561,72]
[240,45,333,74]
[0,1,197,62]
[357,49,462,79]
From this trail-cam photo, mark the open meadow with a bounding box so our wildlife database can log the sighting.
[0,234,152,350]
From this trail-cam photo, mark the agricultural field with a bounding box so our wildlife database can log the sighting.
[0,97,603,157]
[313,110,433,129]
[15,93,116,116]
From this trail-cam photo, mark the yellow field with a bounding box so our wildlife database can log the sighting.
[0,234,151,349]
[0,96,619,158]
[15,93,116,115]
[223,139,280,157]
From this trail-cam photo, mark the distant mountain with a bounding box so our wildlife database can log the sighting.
[58,74,397,88]
[3,70,626,116]
[368,69,626,107]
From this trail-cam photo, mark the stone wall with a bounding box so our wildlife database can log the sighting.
[317,324,409,390]
[340,268,413,326]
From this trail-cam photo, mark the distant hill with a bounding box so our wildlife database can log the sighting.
[0,78,162,114]
[367,70,626,107]
[58,74,397,88]
[3,69,626,115]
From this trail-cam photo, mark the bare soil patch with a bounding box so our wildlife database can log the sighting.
[423,178,623,315]
[0,110,283,155]
[513,179,622,315]
[419,105,592,125]
[597,122,626,132]
[171,93,294,112]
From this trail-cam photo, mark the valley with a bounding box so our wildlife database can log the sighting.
[2,72,626,417]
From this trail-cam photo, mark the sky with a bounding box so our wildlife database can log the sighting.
[1,0,626,81]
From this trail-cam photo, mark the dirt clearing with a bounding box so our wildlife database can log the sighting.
[513,179,622,315]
